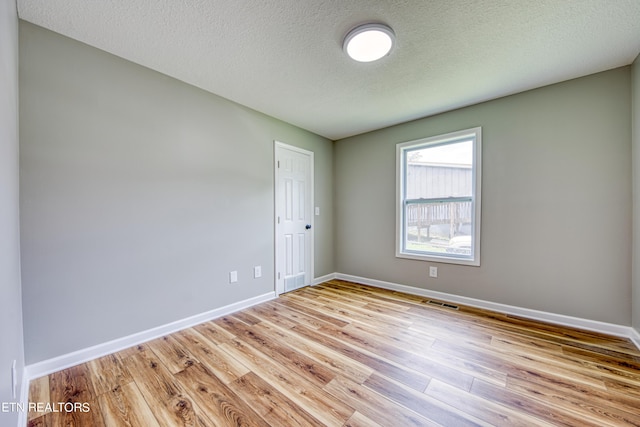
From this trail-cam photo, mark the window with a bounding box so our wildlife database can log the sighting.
[396,127,481,266]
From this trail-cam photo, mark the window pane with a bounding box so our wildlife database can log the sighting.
[404,200,473,257]
[396,127,480,266]
[405,140,473,199]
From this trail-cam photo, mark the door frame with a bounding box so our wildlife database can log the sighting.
[274,141,314,296]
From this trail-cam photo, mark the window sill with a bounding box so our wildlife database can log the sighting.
[396,251,480,267]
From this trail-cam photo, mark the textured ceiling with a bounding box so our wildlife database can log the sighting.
[17,0,640,140]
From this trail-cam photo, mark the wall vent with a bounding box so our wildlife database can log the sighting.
[427,300,459,310]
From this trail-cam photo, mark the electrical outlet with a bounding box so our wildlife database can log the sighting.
[254,266,262,278]
[229,271,238,283]
[12,360,17,399]
[429,266,438,278]
[315,207,320,216]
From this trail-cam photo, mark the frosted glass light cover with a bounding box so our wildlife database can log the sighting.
[344,24,395,62]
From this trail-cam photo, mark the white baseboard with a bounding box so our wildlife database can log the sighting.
[16,366,29,427]
[25,291,276,381]
[20,273,640,422]
[335,273,639,346]
[630,327,640,350]
[313,273,337,286]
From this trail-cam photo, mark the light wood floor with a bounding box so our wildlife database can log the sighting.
[28,280,640,426]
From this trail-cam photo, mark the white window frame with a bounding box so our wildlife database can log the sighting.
[396,127,482,266]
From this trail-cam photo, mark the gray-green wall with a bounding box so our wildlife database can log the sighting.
[633,54,640,333]
[19,22,334,364]
[18,18,639,366]
[0,1,25,425]
[335,67,632,325]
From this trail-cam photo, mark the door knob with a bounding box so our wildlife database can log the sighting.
[305,224,312,230]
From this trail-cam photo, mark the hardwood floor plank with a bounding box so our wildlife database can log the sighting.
[324,376,440,427]
[342,411,385,427]
[146,335,197,374]
[490,332,565,356]
[432,337,609,391]
[242,302,300,329]
[292,323,432,391]
[274,297,350,328]
[217,338,354,426]
[174,363,270,427]
[97,382,160,427]
[86,353,134,395]
[315,293,416,330]
[384,331,509,387]
[116,343,150,360]
[489,334,623,388]
[604,376,640,398]
[303,286,368,308]
[281,289,326,310]
[470,378,604,427]
[406,305,496,344]
[27,414,51,427]
[323,280,429,308]
[27,375,51,422]
[500,313,640,354]
[192,320,236,346]
[451,304,640,359]
[316,295,414,330]
[298,282,384,306]
[229,372,324,427]
[426,350,509,387]
[252,318,374,384]
[45,399,105,427]
[354,323,439,357]
[231,311,262,326]
[122,350,211,426]
[562,345,640,380]
[263,299,348,330]
[363,373,486,427]
[318,322,475,391]
[362,299,423,323]
[215,315,336,387]
[172,328,250,385]
[425,378,556,427]
[49,364,96,404]
[506,374,640,426]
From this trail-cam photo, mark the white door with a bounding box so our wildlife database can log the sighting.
[275,142,313,295]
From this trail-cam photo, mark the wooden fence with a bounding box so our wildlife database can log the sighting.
[406,201,472,241]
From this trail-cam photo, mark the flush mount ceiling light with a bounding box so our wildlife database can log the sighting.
[343,23,395,62]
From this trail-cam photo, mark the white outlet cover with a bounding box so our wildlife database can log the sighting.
[429,266,438,278]
[229,271,238,283]
[315,207,320,216]
[254,266,262,278]
[12,360,17,399]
